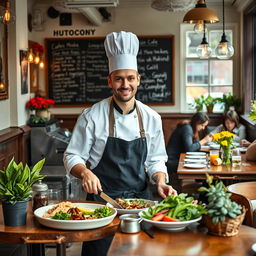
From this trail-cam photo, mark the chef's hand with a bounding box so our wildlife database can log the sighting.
[157,183,177,198]
[152,172,177,198]
[71,164,102,194]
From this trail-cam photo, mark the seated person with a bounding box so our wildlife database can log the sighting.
[211,110,246,144]
[166,112,212,191]
[246,140,256,161]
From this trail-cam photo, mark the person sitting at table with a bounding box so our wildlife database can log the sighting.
[245,140,256,161]
[211,110,246,144]
[166,112,212,191]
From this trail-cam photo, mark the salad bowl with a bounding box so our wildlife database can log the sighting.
[34,202,117,230]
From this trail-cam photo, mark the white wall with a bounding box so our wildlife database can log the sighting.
[0,0,30,130]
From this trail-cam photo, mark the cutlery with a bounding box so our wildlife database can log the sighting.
[99,191,124,209]
[141,222,154,238]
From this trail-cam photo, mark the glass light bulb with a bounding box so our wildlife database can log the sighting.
[27,50,34,63]
[1,8,15,24]
[215,41,234,59]
[0,82,4,90]
[39,60,44,69]
[194,21,207,33]
[196,43,212,59]
[34,54,40,64]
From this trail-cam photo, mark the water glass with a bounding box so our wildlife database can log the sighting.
[48,189,62,205]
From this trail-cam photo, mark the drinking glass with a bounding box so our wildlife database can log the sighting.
[210,150,219,164]
[48,189,62,205]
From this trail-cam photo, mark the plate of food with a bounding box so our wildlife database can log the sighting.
[34,201,117,230]
[107,198,156,215]
[139,193,205,231]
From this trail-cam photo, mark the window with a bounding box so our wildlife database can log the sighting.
[181,25,236,112]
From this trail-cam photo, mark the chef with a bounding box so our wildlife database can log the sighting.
[64,31,177,256]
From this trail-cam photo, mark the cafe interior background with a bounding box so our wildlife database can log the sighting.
[0,0,256,174]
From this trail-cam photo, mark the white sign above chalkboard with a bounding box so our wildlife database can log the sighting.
[45,35,174,107]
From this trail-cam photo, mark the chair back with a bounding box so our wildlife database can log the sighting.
[227,182,256,200]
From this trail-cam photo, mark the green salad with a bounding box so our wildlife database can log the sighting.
[141,193,206,222]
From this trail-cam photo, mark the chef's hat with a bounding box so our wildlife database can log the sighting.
[104,31,139,73]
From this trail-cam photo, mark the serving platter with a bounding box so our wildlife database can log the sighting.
[34,202,117,230]
[139,211,201,231]
[107,198,156,215]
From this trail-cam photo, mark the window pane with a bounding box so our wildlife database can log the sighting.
[186,86,208,110]
[186,61,208,85]
[209,30,233,57]
[210,60,233,85]
[186,31,205,57]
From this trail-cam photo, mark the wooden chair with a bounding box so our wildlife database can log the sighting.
[227,181,256,227]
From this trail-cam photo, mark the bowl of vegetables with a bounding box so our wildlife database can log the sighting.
[107,198,156,215]
[139,193,206,231]
[34,201,117,230]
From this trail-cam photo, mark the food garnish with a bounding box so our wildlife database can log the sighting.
[115,198,151,209]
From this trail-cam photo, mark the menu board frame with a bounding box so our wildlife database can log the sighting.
[45,35,175,107]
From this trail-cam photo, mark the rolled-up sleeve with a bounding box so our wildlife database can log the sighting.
[63,109,94,173]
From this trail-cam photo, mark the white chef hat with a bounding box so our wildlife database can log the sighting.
[104,31,139,74]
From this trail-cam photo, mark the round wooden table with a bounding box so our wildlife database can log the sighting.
[108,222,256,256]
[0,201,120,256]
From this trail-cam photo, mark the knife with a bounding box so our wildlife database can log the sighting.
[99,191,124,209]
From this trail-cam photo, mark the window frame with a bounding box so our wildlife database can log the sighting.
[180,23,239,113]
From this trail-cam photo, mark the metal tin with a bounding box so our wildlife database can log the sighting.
[119,214,142,233]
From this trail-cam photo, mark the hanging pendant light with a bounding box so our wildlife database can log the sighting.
[27,49,34,63]
[183,0,219,24]
[215,0,234,59]
[196,22,212,59]
[1,0,15,24]
[194,20,207,33]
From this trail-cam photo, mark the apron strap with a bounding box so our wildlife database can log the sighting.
[109,98,145,138]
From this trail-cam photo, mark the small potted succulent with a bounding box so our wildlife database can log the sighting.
[204,95,216,113]
[198,174,245,237]
[0,158,46,226]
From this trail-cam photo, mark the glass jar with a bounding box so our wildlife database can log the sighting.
[32,180,48,212]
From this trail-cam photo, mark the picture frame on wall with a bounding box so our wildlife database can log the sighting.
[20,50,28,94]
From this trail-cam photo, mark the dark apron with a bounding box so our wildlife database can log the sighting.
[87,98,149,201]
[83,99,149,256]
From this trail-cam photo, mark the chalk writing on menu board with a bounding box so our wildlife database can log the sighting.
[46,35,174,106]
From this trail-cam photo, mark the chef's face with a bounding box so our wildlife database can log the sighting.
[108,69,140,103]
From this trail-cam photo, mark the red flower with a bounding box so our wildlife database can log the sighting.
[32,43,44,55]
[26,97,55,110]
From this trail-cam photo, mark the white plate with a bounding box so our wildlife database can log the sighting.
[34,203,117,230]
[184,158,206,164]
[238,147,247,153]
[185,155,206,159]
[186,152,206,156]
[184,163,206,169]
[138,211,202,231]
[106,199,156,215]
[209,144,220,149]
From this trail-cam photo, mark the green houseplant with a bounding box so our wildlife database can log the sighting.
[0,158,46,226]
[199,174,245,237]
[189,95,205,112]
[204,95,216,113]
[217,93,241,112]
[249,100,256,122]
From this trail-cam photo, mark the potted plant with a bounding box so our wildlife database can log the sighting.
[0,158,46,226]
[199,174,245,237]
[249,100,256,122]
[189,95,205,112]
[204,95,216,113]
[216,93,241,112]
[26,97,55,123]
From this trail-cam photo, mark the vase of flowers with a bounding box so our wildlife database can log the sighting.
[212,131,235,165]
[26,97,55,123]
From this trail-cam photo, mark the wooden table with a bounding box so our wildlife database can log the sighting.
[108,223,256,256]
[0,201,120,256]
[177,153,256,180]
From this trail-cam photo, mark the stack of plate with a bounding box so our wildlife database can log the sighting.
[184,152,207,169]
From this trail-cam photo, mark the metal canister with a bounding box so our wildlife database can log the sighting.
[119,214,142,233]
[32,180,48,212]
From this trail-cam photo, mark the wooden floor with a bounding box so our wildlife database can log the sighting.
[46,242,82,256]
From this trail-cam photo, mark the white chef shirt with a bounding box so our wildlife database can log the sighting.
[63,97,168,184]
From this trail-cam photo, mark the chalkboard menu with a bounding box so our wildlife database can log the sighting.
[46,35,174,106]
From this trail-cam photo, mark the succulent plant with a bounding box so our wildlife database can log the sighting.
[199,174,242,225]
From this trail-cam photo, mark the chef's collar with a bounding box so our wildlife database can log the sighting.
[113,99,136,114]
